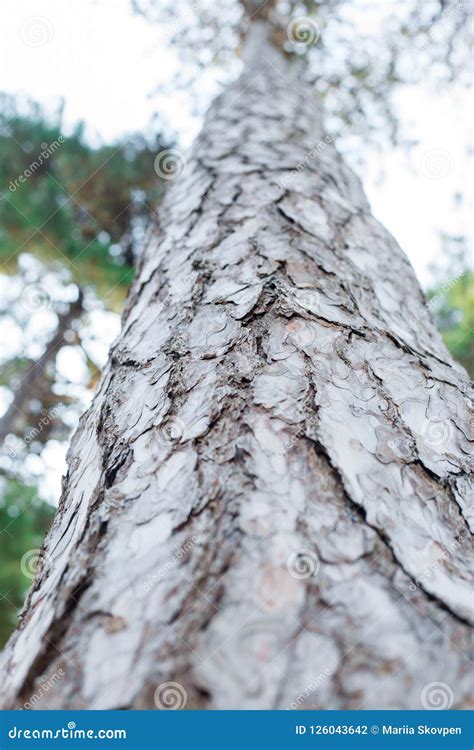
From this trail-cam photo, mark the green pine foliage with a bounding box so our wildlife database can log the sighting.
[0,94,167,309]
[0,480,54,646]
[429,269,474,378]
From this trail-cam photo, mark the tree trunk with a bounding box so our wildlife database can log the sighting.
[1,24,472,711]
[0,292,84,444]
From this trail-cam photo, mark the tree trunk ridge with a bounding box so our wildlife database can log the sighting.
[1,31,472,710]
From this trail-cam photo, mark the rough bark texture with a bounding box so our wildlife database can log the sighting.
[1,26,472,711]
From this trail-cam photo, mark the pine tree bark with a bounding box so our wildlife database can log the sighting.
[1,24,472,711]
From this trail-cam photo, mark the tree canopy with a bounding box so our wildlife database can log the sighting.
[132,0,472,146]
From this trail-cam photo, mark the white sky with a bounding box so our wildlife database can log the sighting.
[1,0,473,285]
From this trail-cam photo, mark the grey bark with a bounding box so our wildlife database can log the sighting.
[1,24,472,711]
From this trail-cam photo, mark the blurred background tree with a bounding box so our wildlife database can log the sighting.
[426,234,473,376]
[0,481,52,645]
[0,95,170,645]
